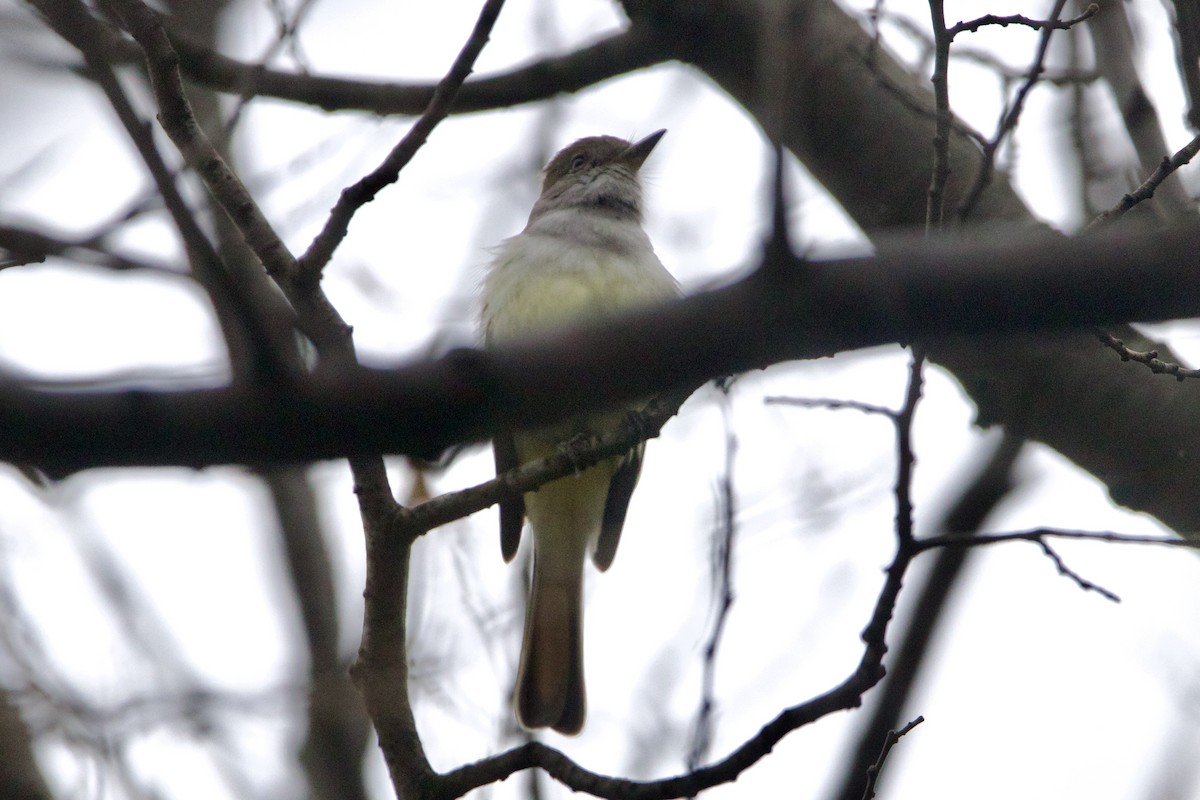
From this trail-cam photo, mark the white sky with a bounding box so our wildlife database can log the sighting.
[2,0,1200,799]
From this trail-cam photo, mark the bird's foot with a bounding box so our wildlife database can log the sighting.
[558,432,597,475]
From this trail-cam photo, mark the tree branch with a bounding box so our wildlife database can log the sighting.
[297,0,507,276]
[947,5,1097,37]
[6,221,1200,473]
[622,0,1200,536]
[85,11,664,116]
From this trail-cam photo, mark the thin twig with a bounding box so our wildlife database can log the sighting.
[297,0,508,278]
[1034,539,1120,601]
[0,223,175,275]
[925,0,952,230]
[1093,328,1200,381]
[765,395,897,418]
[1090,132,1200,227]
[405,387,692,537]
[917,527,1199,551]
[687,379,739,773]
[958,0,1080,220]
[893,348,926,547]
[948,5,1097,37]
[883,13,1099,86]
[861,716,924,800]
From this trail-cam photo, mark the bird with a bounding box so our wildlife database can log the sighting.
[479,130,678,734]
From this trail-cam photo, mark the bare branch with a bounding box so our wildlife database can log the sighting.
[687,380,739,772]
[1090,133,1200,226]
[404,387,691,537]
[861,716,924,800]
[9,221,1200,471]
[925,0,952,229]
[765,395,897,418]
[0,223,176,274]
[958,0,1074,220]
[297,0,507,277]
[1034,538,1121,601]
[85,13,663,116]
[1086,0,1192,217]
[100,0,299,284]
[893,348,925,547]
[1094,327,1200,381]
[917,528,1198,550]
[947,4,1097,37]
[31,0,296,382]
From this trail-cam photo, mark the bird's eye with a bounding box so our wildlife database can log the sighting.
[570,154,588,171]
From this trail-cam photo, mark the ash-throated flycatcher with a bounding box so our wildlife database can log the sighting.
[479,130,678,734]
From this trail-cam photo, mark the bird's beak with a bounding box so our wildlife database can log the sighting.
[621,129,667,171]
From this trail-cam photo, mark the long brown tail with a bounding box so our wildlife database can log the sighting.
[515,556,585,734]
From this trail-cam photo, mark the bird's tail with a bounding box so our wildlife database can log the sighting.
[515,552,585,735]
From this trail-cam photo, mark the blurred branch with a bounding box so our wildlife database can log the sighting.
[6,219,1200,470]
[686,379,738,772]
[1171,0,1200,131]
[66,7,664,116]
[264,467,372,800]
[29,0,297,384]
[0,222,176,274]
[5,219,1200,467]
[1087,0,1192,217]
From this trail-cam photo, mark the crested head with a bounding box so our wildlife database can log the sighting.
[527,130,666,226]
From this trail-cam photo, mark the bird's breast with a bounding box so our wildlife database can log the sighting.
[482,224,677,344]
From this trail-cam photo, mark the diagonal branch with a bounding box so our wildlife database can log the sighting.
[30,0,295,383]
[1091,132,1200,226]
[297,0,507,277]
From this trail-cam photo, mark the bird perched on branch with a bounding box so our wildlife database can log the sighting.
[480,130,678,734]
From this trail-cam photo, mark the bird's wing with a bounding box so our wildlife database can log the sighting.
[494,432,525,562]
[593,443,644,572]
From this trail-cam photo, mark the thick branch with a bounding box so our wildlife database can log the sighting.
[6,222,1200,477]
